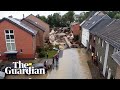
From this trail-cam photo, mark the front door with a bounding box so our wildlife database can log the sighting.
[7,54,17,60]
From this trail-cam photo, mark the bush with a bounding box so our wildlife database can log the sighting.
[36,48,45,53]
[55,45,59,49]
[38,51,46,58]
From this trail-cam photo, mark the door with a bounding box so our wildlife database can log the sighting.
[7,54,17,60]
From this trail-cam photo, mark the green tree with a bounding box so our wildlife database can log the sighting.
[47,14,54,28]
[61,11,75,27]
[36,14,47,23]
[52,13,62,27]
[78,11,90,23]
[114,13,120,19]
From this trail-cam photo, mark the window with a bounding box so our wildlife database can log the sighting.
[102,40,104,47]
[93,37,96,43]
[100,56,102,63]
[5,30,16,51]
[97,52,98,56]
[98,38,101,44]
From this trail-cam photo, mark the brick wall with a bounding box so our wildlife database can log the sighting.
[21,20,44,48]
[26,15,50,39]
[0,20,35,60]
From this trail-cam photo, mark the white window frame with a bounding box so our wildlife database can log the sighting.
[98,38,101,44]
[97,52,98,56]
[100,56,102,63]
[90,45,91,49]
[4,30,16,51]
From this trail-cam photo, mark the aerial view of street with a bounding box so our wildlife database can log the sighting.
[0,11,120,79]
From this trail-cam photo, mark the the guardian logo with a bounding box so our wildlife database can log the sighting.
[5,61,45,75]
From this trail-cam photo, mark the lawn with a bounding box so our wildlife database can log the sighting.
[47,50,58,59]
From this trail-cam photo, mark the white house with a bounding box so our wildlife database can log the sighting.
[80,11,111,48]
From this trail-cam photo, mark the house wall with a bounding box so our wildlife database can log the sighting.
[71,24,80,36]
[89,34,96,51]
[81,27,89,47]
[26,15,50,39]
[95,36,118,78]
[0,20,35,60]
[21,20,44,48]
[107,45,117,77]
[95,36,106,65]
[115,65,120,79]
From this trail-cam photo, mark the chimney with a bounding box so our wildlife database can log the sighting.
[8,15,13,18]
[23,14,24,18]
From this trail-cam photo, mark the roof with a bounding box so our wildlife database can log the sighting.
[81,11,110,30]
[22,18,46,32]
[111,51,120,66]
[0,17,37,35]
[95,19,120,49]
[90,19,113,35]
[101,20,120,49]
[26,14,49,26]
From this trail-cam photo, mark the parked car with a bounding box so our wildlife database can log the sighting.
[0,71,5,79]
[44,60,53,70]
[25,63,48,75]
[0,63,14,72]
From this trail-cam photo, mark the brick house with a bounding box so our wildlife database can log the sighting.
[70,22,81,41]
[0,16,42,60]
[21,18,45,48]
[24,14,50,41]
[90,19,120,79]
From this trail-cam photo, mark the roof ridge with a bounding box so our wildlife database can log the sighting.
[106,19,116,27]
[5,17,37,35]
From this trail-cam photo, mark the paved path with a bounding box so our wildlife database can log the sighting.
[46,48,92,79]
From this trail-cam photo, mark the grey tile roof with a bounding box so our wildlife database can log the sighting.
[94,19,120,49]
[3,17,37,35]
[23,18,46,32]
[111,51,120,66]
[81,11,110,30]
[90,19,113,35]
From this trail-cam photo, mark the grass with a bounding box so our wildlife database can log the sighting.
[47,50,58,59]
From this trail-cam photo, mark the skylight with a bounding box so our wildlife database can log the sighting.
[92,21,96,24]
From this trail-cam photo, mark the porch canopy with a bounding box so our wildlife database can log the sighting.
[111,51,120,66]
[4,51,18,54]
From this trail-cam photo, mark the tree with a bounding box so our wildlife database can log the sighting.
[114,13,120,19]
[47,14,54,28]
[52,13,62,27]
[78,11,90,23]
[61,11,75,27]
[36,14,47,23]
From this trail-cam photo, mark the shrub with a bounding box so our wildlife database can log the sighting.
[38,51,46,58]
[36,48,45,53]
